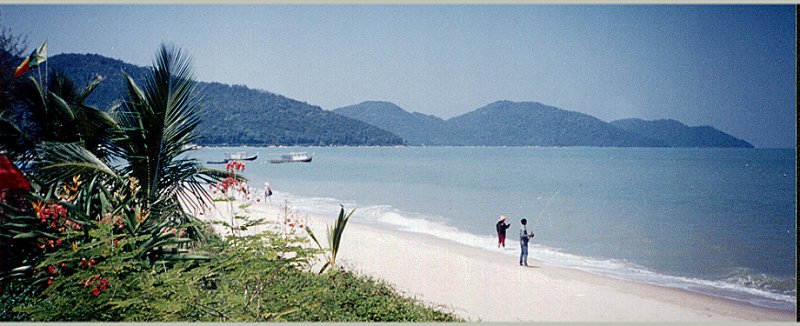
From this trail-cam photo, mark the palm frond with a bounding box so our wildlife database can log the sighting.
[37,142,119,183]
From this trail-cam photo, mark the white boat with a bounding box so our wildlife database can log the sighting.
[206,152,258,164]
[226,152,258,161]
[269,152,312,163]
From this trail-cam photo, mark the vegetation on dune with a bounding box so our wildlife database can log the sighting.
[0,34,459,321]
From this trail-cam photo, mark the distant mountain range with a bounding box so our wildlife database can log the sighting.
[49,54,404,146]
[334,101,753,148]
[49,53,752,148]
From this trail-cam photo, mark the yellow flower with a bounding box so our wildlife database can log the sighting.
[71,241,78,251]
[135,207,150,224]
[32,200,43,214]
[128,177,140,194]
[66,175,82,193]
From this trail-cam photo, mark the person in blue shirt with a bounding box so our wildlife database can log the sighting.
[519,218,534,266]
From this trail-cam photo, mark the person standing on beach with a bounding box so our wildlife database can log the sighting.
[496,215,511,248]
[264,181,273,205]
[519,218,534,266]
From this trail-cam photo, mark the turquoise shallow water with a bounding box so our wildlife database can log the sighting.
[194,146,796,311]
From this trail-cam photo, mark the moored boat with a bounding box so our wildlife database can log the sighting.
[269,152,312,164]
[206,152,258,164]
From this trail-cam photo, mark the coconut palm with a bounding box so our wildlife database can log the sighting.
[109,44,220,233]
[38,44,222,239]
[0,72,117,164]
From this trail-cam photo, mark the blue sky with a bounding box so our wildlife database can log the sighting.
[1,5,795,148]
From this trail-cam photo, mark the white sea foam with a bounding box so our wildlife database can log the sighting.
[273,191,796,311]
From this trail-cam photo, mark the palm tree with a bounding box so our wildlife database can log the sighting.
[109,44,220,233]
[0,72,117,164]
[38,44,222,239]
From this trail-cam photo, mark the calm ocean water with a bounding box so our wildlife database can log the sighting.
[194,146,796,311]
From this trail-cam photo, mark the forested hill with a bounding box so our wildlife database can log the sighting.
[335,100,754,148]
[444,101,663,147]
[610,118,754,148]
[334,101,449,146]
[47,53,404,146]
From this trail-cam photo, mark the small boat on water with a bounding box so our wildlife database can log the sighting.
[226,152,258,161]
[206,152,258,164]
[269,152,312,164]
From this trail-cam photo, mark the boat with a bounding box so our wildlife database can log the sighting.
[226,152,258,161]
[269,152,312,164]
[206,152,258,164]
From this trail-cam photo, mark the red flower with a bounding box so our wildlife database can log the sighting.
[47,278,53,286]
[60,262,67,268]
[47,265,56,275]
[56,239,63,245]
[99,284,108,291]
[91,288,100,297]
[88,259,96,267]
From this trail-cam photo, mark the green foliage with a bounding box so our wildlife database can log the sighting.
[306,205,354,274]
[6,219,458,322]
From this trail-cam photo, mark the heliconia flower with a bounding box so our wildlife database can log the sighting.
[32,200,43,214]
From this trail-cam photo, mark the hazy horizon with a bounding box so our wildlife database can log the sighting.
[1,5,795,148]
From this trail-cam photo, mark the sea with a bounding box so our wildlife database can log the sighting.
[193,146,796,311]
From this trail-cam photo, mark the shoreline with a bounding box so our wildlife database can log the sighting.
[201,199,795,322]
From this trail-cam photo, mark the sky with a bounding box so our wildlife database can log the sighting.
[0,5,796,148]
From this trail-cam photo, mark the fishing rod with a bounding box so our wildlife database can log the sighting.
[533,190,559,228]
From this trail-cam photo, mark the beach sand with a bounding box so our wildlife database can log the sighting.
[201,199,795,322]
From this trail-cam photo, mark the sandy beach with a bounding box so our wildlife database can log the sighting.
[201,198,795,322]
